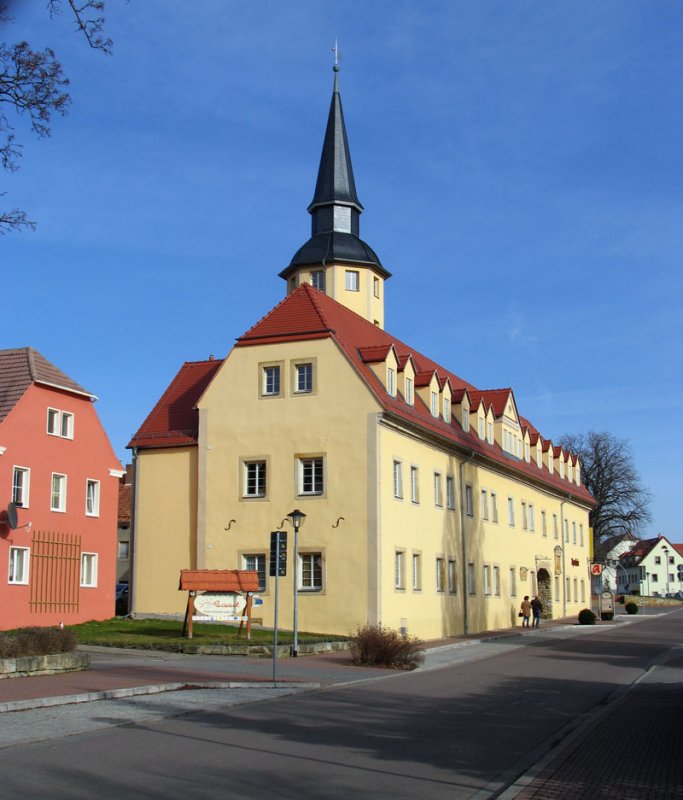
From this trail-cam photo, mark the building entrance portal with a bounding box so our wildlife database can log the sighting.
[537,568,552,618]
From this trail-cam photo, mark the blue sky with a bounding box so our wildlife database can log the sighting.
[3,1,682,541]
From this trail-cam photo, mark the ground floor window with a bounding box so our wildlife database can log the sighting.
[243,553,267,591]
[299,552,322,590]
[80,552,98,587]
[8,546,30,584]
[395,551,405,590]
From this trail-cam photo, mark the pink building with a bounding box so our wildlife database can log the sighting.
[0,348,122,630]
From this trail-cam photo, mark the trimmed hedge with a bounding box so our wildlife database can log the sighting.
[0,626,76,658]
[578,608,596,625]
[625,602,639,615]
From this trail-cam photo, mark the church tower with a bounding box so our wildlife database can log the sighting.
[280,62,391,328]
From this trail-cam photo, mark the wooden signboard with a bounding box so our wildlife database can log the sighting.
[179,569,260,640]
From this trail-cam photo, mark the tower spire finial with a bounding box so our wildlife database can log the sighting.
[332,38,340,73]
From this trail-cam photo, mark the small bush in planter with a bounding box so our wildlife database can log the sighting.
[625,602,639,615]
[0,626,76,658]
[601,612,614,621]
[350,624,424,669]
[578,608,596,625]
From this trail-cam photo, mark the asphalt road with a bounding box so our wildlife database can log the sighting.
[1,611,681,799]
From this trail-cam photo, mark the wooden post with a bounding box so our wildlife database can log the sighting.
[184,591,196,639]
[245,592,253,640]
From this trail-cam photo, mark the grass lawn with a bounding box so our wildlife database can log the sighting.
[71,618,345,651]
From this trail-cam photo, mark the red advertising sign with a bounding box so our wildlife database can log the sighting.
[590,563,603,576]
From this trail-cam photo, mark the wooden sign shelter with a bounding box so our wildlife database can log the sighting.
[179,569,260,639]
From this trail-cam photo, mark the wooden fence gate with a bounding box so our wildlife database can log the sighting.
[29,530,81,614]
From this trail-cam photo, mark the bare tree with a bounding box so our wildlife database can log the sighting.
[560,431,652,555]
[0,0,111,234]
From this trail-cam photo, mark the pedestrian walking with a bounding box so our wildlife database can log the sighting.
[520,596,531,627]
[531,595,543,627]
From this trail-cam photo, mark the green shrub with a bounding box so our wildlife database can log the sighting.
[578,608,596,625]
[601,612,614,621]
[0,626,76,658]
[625,602,639,615]
[350,624,424,669]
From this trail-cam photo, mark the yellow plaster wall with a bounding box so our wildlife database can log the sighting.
[133,447,198,615]
[196,337,383,636]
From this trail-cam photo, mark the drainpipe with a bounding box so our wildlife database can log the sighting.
[129,446,138,616]
[460,451,476,634]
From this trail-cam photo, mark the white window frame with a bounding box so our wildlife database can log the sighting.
[412,552,422,591]
[493,565,501,596]
[311,270,325,292]
[243,461,267,498]
[243,553,267,591]
[298,457,324,496]
[467,562,476,595]
[295,363,313,394]
[434,472,443,507]
[478,417,485,439]
[47,407,74,439]
[373,276,380,298]
[572,521,577,544]
[483,564,492,596]
[393,460,404,499]
[410,466,419,504]
[404,377,414,405]
[481,489,489,520]
[443,396,451,423]
[12,466,30,508]
[436,557,445,592]
[345,270,359,291]
[85,478,100,516]
[51,472,67,512]
[298,552,323,591]
[448,559,457,593]
[118,541,130,560]
[80,552,98,588]
[509,567,517,597]
[395,550,405,590]
[541,510,547,537]
[8,546,30,584]
[462,408,469,432]
[430,391,438,417]
[553,514,559,539]
[491,492,499,523]
[465,484,474,517]
[528,504,535,532]
[487,421,494,444]
[446,475,456,510]
[387,367,396,397]
[507,497,515,527]
[521,502,528,531]
[262,365,281,396]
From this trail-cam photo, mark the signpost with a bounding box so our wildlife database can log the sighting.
[270,531,287,682]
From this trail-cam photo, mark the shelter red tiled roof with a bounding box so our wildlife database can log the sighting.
[0,347,94,423]
[179,569,260,592]
[128,358,223,448]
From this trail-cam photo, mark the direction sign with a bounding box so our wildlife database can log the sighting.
[270,531,287,577]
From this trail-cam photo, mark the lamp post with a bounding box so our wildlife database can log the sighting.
[662,546,670,596]
[287,509,306,657]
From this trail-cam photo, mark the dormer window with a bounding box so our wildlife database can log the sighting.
[462,408,469,432]
[478,418,484,439]
[431,391,438,417]
[568,462,573,482]
[537,448,542,468]
[443,397,451,423]
[524,442,530,462]
[549,457,554,474]
[405,377,414,405]
[560,459,565,479]
[487,422,493,445]
[576,464,581,485]
[387,367,396,397]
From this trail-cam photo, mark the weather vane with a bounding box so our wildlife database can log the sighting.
[332,38,340,72]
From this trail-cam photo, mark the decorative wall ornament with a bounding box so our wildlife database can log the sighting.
[554,546,563,575]
[520,567,529,581]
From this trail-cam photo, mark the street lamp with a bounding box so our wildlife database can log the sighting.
[287,508,306,657]
[662,547,670,596]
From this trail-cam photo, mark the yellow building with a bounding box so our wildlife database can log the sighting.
[129,68,594,640]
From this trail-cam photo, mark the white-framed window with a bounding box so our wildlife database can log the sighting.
[405,377,414,405]
[446,476,456,510]
[467,562,476,595]
[85,479,100,516]
[462,408,469,432]
[311,270,325,292]
[430,391,438,417]
[478,417,485,439]
[568,462,573,482]
[521,502,528,531]
[509,567,517,597]
[541,510,547,537]
[8,546,30,584]
[47,408,74,439]
[80,552,98,587]
[573,578,578,602]
[564,520,569,543]
[524,442,530,462]
[12,466,30,507]
[387,367,396,397]
[507,497,515,527]
[436,558,445,592]
[118,541,130,560]
[262,365,281,396]
[298,457,324,496]
[491,492,499,523]
[299,552,323,590]
[537,448,542,468]
[549,457,554,474]
[560,459,565,478]
[555,576,560,600]
[373,276,380,298]
[410,466,419,504]
[484,564,492,595]
[295,363,313,394]
[487,421,494,444]
[553,514,559,539]
[395,550,405,590]
[579,524,584,546]
[51,472,67,512]
[434,472,443,507]
[465,484,474,517]
[528,504,535,532]
[412,553,422,591]
[448,559,457,593]
[244,461,267,498]
[572,521,577,544]
[393,460,404,499]
[243,553,267,591]
[580,579,585,603]
[345,270,359,291]
[493,565,501,596]
[481,489,489,520]
[443,396,451,423]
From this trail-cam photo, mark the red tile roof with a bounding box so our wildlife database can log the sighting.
[0,347,94,423]
[128,359,223,448]
[179,569,260,592]
[118,482,132,525]
[358,344,393,363]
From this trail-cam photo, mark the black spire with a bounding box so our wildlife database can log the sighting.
[281,64,389,280]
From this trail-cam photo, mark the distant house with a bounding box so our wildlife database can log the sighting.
[619,535,683,597]
[597,532,638,591]
[0,347,123,629]
[117,466,133,585]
